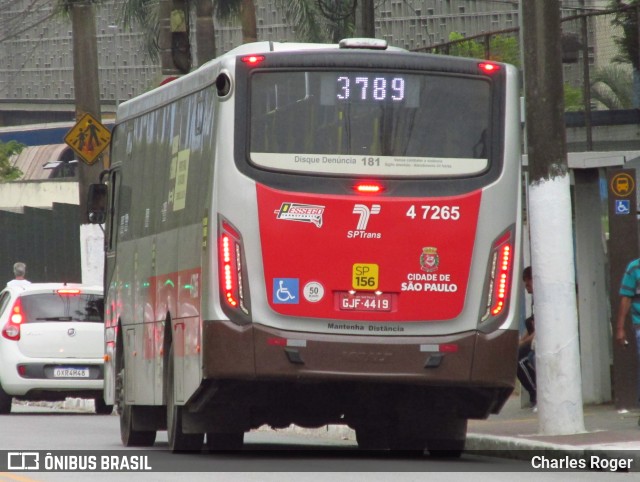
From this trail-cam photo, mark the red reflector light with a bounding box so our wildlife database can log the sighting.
[241,55,265,65]
[479,62,501,74]
[439,344,459,353]
[57,289,81,295]
[355,182,384,194]
[267,337,287,346]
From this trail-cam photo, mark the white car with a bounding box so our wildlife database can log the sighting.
[0,283,111,414]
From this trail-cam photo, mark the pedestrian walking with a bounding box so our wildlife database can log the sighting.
[615,257,640,412]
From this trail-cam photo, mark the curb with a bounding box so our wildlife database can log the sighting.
[14,398,96,412]
[466,433,640,472]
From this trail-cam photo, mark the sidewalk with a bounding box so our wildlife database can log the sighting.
[467,394,640,466]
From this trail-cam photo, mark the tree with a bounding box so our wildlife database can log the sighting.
[0,140,24,182]
[314,0,356,42]
[275,0,329,41]
[121,0,215,72]
[564,83,584,112]
[446,32,520,67]
[355,0,375,38]
[195,0,216,62]
[590,64,634,109]
[609,1,640,106]
[216,0,257,43]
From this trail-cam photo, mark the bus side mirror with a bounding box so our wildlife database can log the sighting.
[87,183,107,224]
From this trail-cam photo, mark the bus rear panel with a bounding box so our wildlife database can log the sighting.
[99,40,522,453]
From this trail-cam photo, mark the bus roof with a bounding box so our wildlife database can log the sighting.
[115,40,407,123]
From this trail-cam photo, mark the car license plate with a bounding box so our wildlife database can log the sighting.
[337,292,393,312]
[53,367,90,378]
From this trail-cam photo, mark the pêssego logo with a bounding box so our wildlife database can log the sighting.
[274,202,325,228]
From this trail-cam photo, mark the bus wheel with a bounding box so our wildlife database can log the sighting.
[117,367,156,446]
[355,424,389,450]
[0,382,12,414]
[426,417,467,458]
[389,425,426,455]
[206,432,244,452]
[167,346,204,452]
[94,396,114,415]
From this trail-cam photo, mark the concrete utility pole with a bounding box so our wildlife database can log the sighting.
[521,1,585,435]
[70,2,102,223]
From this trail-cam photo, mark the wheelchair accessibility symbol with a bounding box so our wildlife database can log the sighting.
[273,278,299,304]
[615,199,631,215]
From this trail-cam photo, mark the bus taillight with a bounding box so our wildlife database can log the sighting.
[241,55,265,65]
[481,230,514,322]
[354,182,384,194]
[222,235,238,307]
[219,218,251,322]
[478,62,501,75]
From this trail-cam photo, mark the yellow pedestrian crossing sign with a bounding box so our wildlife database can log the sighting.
[64,113,111,165]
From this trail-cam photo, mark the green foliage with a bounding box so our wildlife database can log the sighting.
[0,140,24,182]
[120,0,159,61]
[564,84,584,112]
[447,32,485,58]
[590,64,634,109]
[609,0,640,69]
[446,32,520,67]
[276,0,353,43]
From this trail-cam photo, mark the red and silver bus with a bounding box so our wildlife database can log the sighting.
[89,38,522,455]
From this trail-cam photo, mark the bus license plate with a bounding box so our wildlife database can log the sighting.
[53,367,90,378]
[338,292,392,312]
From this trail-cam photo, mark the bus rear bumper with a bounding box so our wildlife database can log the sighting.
[195,321,518,430]
[202,320,517,390]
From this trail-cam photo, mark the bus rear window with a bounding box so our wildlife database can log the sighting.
[249,70,492,177]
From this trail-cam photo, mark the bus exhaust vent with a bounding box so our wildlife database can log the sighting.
[338,38,388,50]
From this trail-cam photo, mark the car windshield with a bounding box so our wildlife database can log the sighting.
[21,293,104,323]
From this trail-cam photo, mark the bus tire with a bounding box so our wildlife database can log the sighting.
[426,417,467,458]
[94,396,114,415]
[0,382,12,414]
[206,432,244,452]
[355,424,389,450]
[167,345,204,453]
[117,367,156,447]
[389,425,426,454]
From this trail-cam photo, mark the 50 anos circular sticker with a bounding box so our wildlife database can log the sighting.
[303,282,324,302]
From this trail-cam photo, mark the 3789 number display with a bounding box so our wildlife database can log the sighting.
[336,75,406,102]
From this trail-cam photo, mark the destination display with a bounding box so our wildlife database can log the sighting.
[250,69,492,177]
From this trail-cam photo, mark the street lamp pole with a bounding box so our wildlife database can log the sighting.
[108,24,119,109]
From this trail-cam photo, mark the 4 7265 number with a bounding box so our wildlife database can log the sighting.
[406,205,460,220]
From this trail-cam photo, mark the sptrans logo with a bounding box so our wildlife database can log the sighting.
[348,204,381,239]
